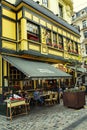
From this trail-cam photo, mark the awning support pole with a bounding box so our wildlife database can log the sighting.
[34,80,36,89]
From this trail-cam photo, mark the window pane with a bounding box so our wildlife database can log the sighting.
[53,32,57,43]
[84,31,87,38]
[46,30,52,46]
[59,4,63,18]
[42,0,48,7]
[27,22,39,42]
[82,20,87,28]
[58,35,63,49]
[85,45,87,54]
[27,23,39,34]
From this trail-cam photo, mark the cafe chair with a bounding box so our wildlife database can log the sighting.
[25,97,30,112]
[45,93,53,105]
[52,92,58,104]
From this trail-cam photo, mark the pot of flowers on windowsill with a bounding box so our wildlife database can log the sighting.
[58,44,63,49]
[53,43,58,48]
[46,42,52,46]
[63,87,85,109]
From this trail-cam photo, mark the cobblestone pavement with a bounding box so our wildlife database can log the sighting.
[0,99,87,130]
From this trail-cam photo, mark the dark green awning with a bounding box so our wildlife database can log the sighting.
[67,66,86,73]
[3,55,71,79]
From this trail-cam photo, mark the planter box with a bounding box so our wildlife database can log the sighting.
[63,91,85,109]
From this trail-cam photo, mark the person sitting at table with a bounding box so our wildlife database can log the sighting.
[33,88,44,105]
[6,90,13,99]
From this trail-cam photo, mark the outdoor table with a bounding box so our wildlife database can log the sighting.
[5,99,28,121]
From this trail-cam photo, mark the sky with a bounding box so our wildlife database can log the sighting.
[73,0,87,12]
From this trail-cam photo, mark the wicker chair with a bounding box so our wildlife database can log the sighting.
[45,93,53,105]
[52,92,58,104]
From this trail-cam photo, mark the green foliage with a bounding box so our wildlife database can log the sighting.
[64,87,84,93]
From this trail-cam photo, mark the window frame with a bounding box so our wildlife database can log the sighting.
[27,21,40,42]
[53,32,57,48]
[84,31,87,38]
[42,0,48,7]
[59,3,63,18]
[46,29,52,46]
[82,20,87,28]
[85,44,87,54]
[58,34,63,49]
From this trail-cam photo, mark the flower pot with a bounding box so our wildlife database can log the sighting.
[63,91,85,109]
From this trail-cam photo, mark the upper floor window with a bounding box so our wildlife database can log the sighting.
[58,34,63,49]
[42,0,48,7]
[67,40,72,52]
[72,14,76,21]
[27,22,39,42]
[46,29,52,46]
[81,10,86,15]
[85,44,87,54]
[59,3,63,18]
[75,42,78,54]
[82,20,87,28]
[53,32,57,48]
[84,31,87,38]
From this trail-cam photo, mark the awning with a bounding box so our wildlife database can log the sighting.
[2,55,71,79]
[67,66,86,73]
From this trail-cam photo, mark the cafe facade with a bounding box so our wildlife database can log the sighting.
[0,0,81,95]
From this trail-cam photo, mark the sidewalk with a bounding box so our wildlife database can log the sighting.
[0,97,87,130]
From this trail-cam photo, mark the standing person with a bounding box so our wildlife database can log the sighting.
[52,80,58,92]
[61,81,66,92]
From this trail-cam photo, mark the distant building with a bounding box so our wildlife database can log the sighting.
[72,7,87,62]
[72,7,87,85]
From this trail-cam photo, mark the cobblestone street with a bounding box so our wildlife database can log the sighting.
[0,98,87,130]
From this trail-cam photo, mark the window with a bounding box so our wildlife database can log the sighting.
[59,3,63,18]
[19,21,21,40]
[53,32,57,48]
[58,34,63,49]
[84,31,87,38]
[27,22,39,42]
[82,20,87,28]
[67,40,72,52]
[75,42,78,54]
[46,29,52,46]
[72,14,76,21]
[81,10,85,15]
[42,0,48,7]
[85,44,87,54]
[9,65,26,88]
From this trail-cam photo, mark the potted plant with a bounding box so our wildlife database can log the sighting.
[63,60,86,109]
[63,86,85,109]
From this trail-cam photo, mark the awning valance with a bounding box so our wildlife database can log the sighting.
[2,55,71,80]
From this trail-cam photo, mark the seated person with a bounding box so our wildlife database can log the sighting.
[6,90,13,99]
[7,90,23,100]
[33,88,44,105]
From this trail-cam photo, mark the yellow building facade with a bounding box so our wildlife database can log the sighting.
[0,0,80,94]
